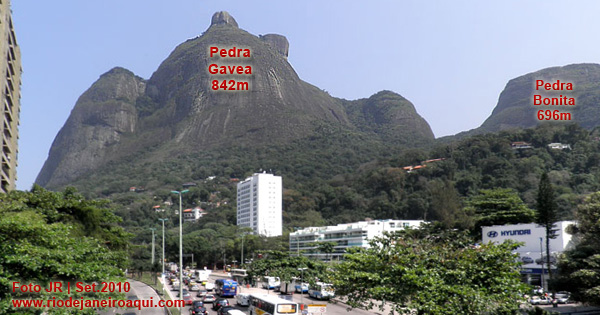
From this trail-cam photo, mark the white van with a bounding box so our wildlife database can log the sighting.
[236,293,250,306]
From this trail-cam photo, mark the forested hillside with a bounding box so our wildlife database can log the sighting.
[88,123,600,270]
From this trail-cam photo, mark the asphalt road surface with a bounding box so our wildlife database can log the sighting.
[97,279,166,315]
[159,272,387,315]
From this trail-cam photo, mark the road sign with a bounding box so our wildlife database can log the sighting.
[307,304,327,314]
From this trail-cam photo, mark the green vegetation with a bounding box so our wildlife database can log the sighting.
[555,192,600,305]
[0,187,130,314]
[246,251,329,284]
[535,172,559,283]
[332,225,529,314]
[465,188,535,234]
[29,122,600,307]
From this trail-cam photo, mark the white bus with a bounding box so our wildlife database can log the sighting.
[249,294,298,315]
[262,276,280,290]
[308,282,335,300]
[231,269,248,277]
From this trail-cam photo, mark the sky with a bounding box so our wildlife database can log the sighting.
[11,1,600,191]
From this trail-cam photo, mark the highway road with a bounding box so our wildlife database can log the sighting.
[159,272,387,315]
[97,279,166,315]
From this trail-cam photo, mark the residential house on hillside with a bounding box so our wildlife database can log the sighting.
[183,207,206,222]
[547,143,571,150]
[511,141,533,149]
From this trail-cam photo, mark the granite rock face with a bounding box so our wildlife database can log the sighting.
[36,68,145,187]
[478,63,600,133]
[260,34,289,58]
[210,11,238,28]
[36,12,434,189]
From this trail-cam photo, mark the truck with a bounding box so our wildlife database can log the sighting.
[196,269,212,285]
[279,280,296,294]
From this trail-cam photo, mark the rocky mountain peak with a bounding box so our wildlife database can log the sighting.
[210,11,239,28]
[260,34,289,58]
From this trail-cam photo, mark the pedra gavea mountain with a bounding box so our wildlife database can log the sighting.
[36,12,434,189]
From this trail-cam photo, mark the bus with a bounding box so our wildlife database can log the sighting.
[215,279,238,297]
[308,282,335,300]
[249,294,298,315]
[262,276,280,290]
[231,269,248,277]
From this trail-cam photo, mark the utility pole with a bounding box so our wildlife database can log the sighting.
[298,267,308,308]
[241,233,245,267]
[540,237,545,291]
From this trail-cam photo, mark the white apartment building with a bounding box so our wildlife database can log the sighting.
[236,172,282,237]
[290,219,424,261]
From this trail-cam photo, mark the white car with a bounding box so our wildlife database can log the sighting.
[529,296,551,305]
[236,293,250,306]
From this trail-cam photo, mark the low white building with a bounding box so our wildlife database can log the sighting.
[183,207,205,222]
[290,219,424,261]
[482,221,577,290]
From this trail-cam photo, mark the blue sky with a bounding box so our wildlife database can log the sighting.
[12,1,600,190]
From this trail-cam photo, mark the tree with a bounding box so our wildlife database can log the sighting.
[0,188,130,314]
[466,188,535,234]
[314,241,336,262]
[332,226,528,314]
[535,172,559,286]
[246,251,329,285]
[555,192,600,305]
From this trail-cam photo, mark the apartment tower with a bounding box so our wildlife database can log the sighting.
[0,0,20,193]
[236,172,282,237]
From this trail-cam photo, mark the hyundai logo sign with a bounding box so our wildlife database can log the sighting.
[487,231,498,238]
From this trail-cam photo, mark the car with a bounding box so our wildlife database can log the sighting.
[217,306,236,315]
[529,296,551,305]
[295,283,309,293]
[555,291,570,304]
[192,300,204,308]
[196,289,208,297]
[190,306,208,315]
[182,295,194,305]
[224,310,246,315]
[202,294,216,303]
[178,289,190,297]
[190,284,201,291]
[236,293,250,306]
[205,282,215,291]
[212,298,230,311]
[521,256,534,264]
[535,256,557,265]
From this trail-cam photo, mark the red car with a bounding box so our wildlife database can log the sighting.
[182,295,194,305]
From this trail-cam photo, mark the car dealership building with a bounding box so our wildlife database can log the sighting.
[482,221,576,290]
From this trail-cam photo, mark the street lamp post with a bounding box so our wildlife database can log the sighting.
[158,219,169,275]
[171,189,189,312]
[298,267,308,309]
[150,228,156,266]
[158,218,168,296]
